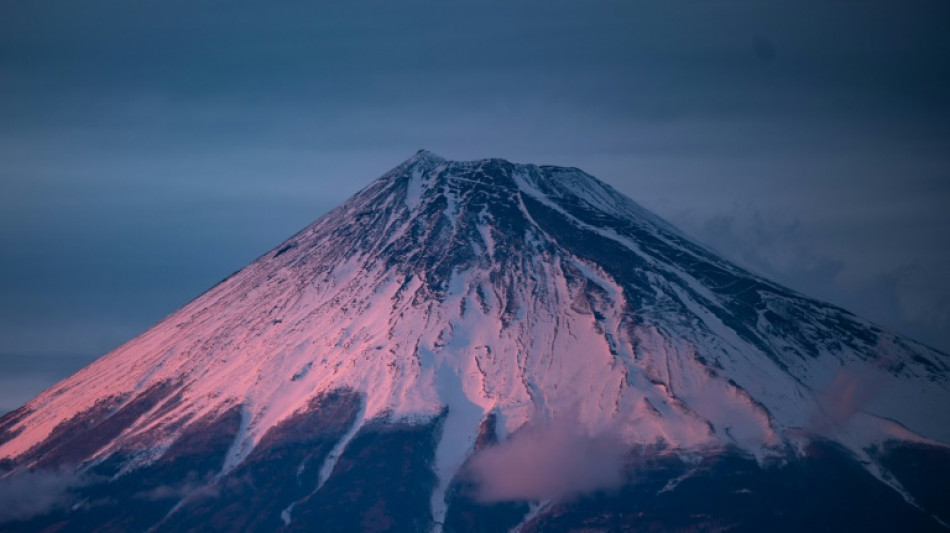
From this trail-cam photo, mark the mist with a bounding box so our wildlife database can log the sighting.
[809,364,887,434]
[0,470,87,522]
[466,415,629,503]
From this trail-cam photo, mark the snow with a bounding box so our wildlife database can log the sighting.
[511,501,551,533]
[2,151,948,507]
[404,166,425,210]
[316,401,365,490]
[425,346,484,532]
[279,502,295,526]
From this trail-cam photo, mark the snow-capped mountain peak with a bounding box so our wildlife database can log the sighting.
[1,152,948,532]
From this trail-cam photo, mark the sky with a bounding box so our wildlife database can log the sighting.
[1,0,948,414]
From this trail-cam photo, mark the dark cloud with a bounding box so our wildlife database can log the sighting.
[661,203,950,353]
[753,36,777,62]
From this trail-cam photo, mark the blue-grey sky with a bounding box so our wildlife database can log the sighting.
[1,0,949,413]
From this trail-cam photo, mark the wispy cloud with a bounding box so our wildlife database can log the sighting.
[0,470,87,522]
[665,204,950,353]
[466,414,628,502]
[809,364,886,433]
[134,478,220,502]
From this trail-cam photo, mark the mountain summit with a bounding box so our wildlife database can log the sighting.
[1,152,948,531]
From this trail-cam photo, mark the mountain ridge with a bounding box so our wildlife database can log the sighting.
[1,151,948,531]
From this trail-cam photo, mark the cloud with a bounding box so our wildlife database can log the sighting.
[672,206,844,285]
[464,414,628,503]
[752,35,777,61]
[888,263,950,348]
[134,479,220,502]
[666,204,950,354]
[809,364,886,434]
[0,470,87,522]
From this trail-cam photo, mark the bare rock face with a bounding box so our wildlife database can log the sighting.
[1,151,948,532]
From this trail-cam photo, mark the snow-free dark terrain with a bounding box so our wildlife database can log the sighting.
[1,151,948,532]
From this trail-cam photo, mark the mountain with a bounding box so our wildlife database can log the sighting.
[1,150,948,532]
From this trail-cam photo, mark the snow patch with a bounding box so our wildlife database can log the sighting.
[316,401,365,490]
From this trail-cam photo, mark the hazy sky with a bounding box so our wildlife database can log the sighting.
[1,0,948,413]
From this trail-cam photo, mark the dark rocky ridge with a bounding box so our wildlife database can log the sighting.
[2,395,947,532]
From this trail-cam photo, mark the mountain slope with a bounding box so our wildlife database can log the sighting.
[1,151,948,532]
